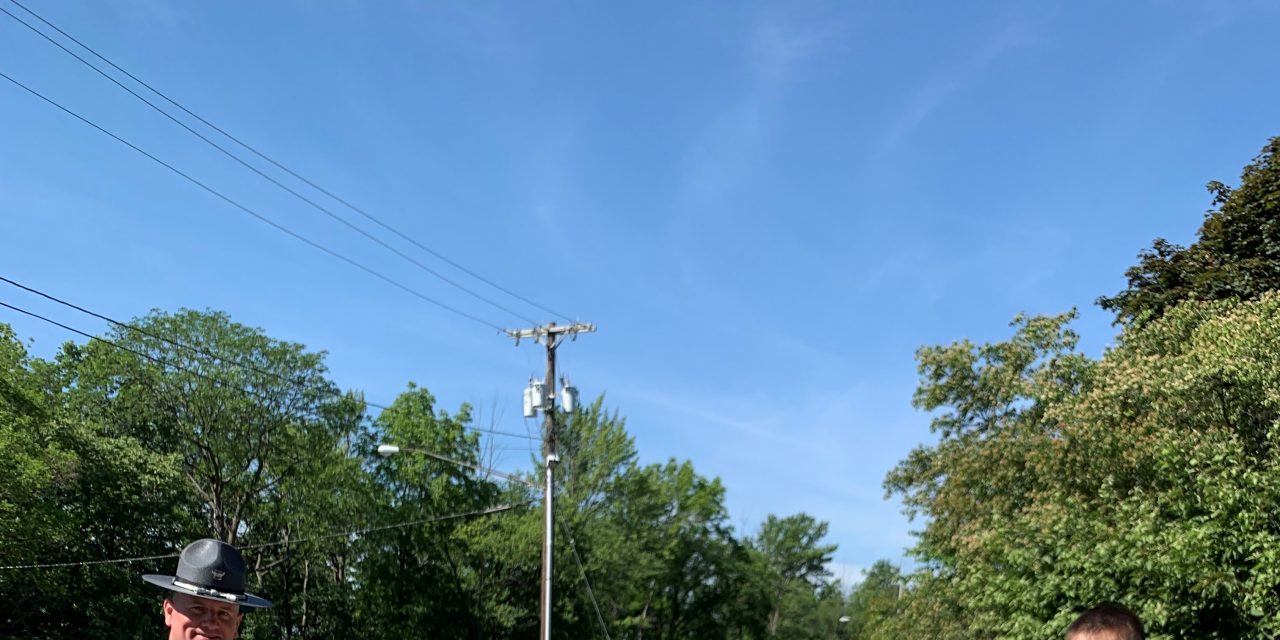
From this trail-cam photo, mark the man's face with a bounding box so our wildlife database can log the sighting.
[163,593,243,640]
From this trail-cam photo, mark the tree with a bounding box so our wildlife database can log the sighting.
[877,136,1280,638]
[353,384,501,640]
[1099,136,1280,325]
[752,513,837,636]
[66,309,361,545]
[0,324,189,640]
[554,397,651,639]
[63,310,370,640]
[1006,294,1280,639]
[884,310,1093,629]
[0,309,845,640]
[883,310,1094,638]
[886,294,1280,639]
[628,459,767,640]
[844,560,903,640]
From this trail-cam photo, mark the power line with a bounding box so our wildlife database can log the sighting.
[3,0,575,325]
[0,299,240,389]
[0,69,506,333]
[0,298,333,418]
[0,274,294,385]
[0,502,527,571]
[0,273,537,439]
[0,3,533,326]
[0,292,537,441]
[240,502,528,550]
[0,552,180,572]
[369,406,535,441]
[566,532,613,640]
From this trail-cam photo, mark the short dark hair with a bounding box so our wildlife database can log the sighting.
[1066,603,1144,640]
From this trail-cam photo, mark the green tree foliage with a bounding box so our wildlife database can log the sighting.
[844,560,903,640]
[884,310,1092,633]
[0,311,842,640]
[638,460,764,639]
[60,310,372,640]
[752,513,837,635]
[14,136,1278,640]
[876,135,1280,639]
[353,385,504,639]
[1099,137,1280,325]
[0,324,188,639]
[886,295,1280,639]
[66,309,363,545]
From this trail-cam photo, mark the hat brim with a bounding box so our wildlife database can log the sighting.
[143,574,273,609]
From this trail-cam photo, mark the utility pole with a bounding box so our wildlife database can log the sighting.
[505,321,595,640]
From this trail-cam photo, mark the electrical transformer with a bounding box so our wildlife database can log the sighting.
[561,380,579,413]
[522,385,537,418]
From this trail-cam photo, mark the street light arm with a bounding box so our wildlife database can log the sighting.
[377,443,538,490]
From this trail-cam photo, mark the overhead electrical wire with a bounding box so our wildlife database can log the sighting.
[0,299,262,393]
[0,5,607,611]
[0,290,537,441]
[0,69,506,333]
[0,551,181,572]
[0,299,560,609]
[374,410,535,441]
[0,298,361,427]
[0,274,293,385]
[2,0,575,325]
[238,502,529,551]
[0,3,533,326]
[566,531,613,640]
[0,502,528,571]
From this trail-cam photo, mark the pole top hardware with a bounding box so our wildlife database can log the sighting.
[504,322,596,347]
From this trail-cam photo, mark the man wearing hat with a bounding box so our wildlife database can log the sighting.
[143,539,272,640]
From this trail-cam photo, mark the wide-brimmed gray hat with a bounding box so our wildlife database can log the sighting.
[143,539,272,609]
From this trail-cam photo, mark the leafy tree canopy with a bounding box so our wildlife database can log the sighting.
[1100,137,1280,325]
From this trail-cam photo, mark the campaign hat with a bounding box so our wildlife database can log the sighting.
[142,538,272,609]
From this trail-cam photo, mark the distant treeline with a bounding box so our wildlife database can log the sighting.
[0,306,851,638]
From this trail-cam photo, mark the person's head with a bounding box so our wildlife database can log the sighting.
[144,539,272,638]
[1066,603,1145,640]
[163,592,243,640]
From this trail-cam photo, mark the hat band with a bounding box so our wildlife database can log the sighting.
[172,578,246,603]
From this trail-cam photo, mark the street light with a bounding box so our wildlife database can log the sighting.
[835,614,852,640]
[377,443,547,631]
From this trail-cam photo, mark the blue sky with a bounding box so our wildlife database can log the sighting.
[2,0,1278,581]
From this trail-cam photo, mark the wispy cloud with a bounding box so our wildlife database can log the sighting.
[750,21,840,89]
[524,121,580,253]
[881,25,1036,150]
[607,362,924,566]
[682,19,840,205]
[622,382,792,443]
